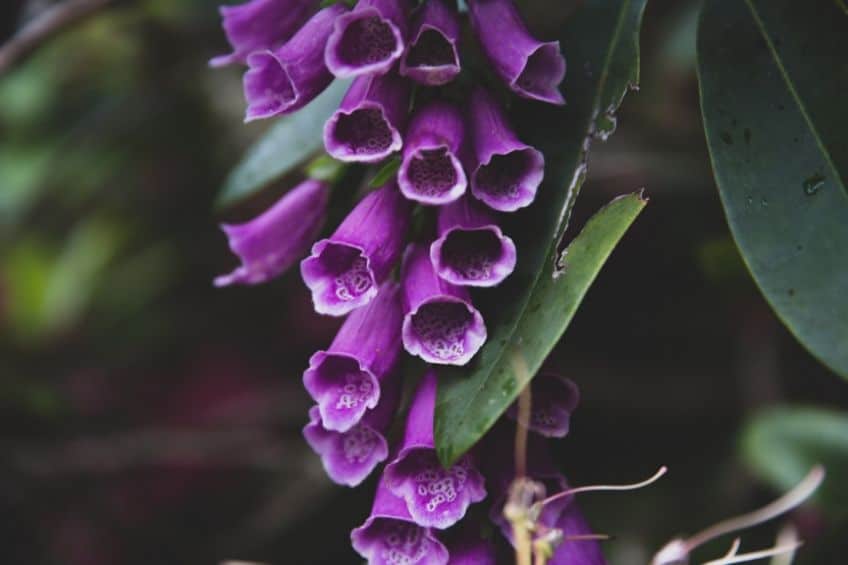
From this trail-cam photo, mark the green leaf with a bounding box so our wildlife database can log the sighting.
[216,80,349,210]
[369,156,401,188]
[741,407,848,518]
[434,0,648,466]
[697,0,848,378]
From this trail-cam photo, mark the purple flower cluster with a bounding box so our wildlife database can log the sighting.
[211,0,595,562]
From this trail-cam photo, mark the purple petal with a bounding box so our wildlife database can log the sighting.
[325,0,408,78]
[303,281,404,431]
[385,371,487,529]
[243,4,346,121]
[401,245,487,365]
[352,476,450,565]
[469,88,544,212]
[210,0,315,68]
[302,184,411,315]
[398,100,467,205]
[430,197,516,287]
[214,179,329,287]
[549,502,607,565]
[467,0,566,105]
[445,526,498,565]
[507,373,579,438]
[324,73,410,163]
[400,0,461,86]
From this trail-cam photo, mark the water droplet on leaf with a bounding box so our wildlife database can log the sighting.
[803,173,825,195]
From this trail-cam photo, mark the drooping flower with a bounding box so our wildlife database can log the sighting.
[301,183,410,316]
[209,0,315,68]
[430,197,516,287]
[385,370,487,529]
[214,179,329,287]
[547,502,606,565]
[302,356,400,486]
[507,373,579,438]
[303,281,403,432]
[400,244,487,365]
[243,4,347,122]
[352,474,450,565]
[469,87,544,212]
[325,0,408,78]
[324,73,410,163]
[398,100,467,205]
[467,0,566,105]
[400,0,461,86]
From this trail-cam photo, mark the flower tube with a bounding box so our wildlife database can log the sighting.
[324,73,410,163]
[400,0,461,86]
[214,179,329,287]
[302,183,410,316]
[401,244,487,365]
[210,0,315,68]
[430,197,516,287]
[303,281,404,432]
[243,4,347,121]
[398,100,467,205]
[385,371,487,529]
[507,373,579,438]
[326,0,408,78]
[469,87,544,212]
[352,474,450,565]
[467,0,566,105]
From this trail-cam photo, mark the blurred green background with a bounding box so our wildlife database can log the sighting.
[1,1,846,563]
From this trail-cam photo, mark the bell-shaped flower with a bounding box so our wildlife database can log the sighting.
[401,244,487,365]
[243,4,347,121]
[352,474,450,565]
[398,100,467,205]
[469,87,544,212]
[214,179,329,287]
[302,183,411,316]
[467,0,566,105]
[325,0,408,78]
[430,197,516,287]
[507,373,579,438]
[324,73,410,163]
[385,371,487,529]
[303,281,404,432]
[210,0,314,68]
[400,0,461,86]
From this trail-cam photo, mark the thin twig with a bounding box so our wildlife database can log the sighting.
[0,0,118,75]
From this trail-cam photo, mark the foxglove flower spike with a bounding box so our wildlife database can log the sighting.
[401,244,487,365]
[215,179,329,287]
[400,0,461,86]
[302,183,410,316]
[326,0,408,78]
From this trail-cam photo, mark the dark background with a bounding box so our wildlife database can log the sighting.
[1,0,845,563]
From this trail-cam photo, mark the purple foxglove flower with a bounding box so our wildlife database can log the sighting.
[302,361,400,486]
[398,100,467,205]
[401,244,487,365]
[303,281,404,432]
[209,0,314,68]
[467,0,566,105]
[507,373,579,438]
[243,4,346,122]
[324,73,410,163]
[325,0,408,78]
[548,502,606,565]
[430,197,517,287]
[445,521,498,564]
[301,183,410,315]
[214,179,329,287]
[352,475,450,565]
[385,371,487,529]
[400,0,461,86]
[469,87,544,212]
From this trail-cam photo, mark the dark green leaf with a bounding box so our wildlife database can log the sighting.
[369,157,401,188]
[742,406,848,518]
[216,80,349,210]
[435,0,648,466]
[304,154,346,183]
[697,0,848,377]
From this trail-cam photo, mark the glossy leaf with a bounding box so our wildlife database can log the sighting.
[216,80,349,210]
[742,407,848,518]
[434,0,648,466]
[698,0,848,377]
